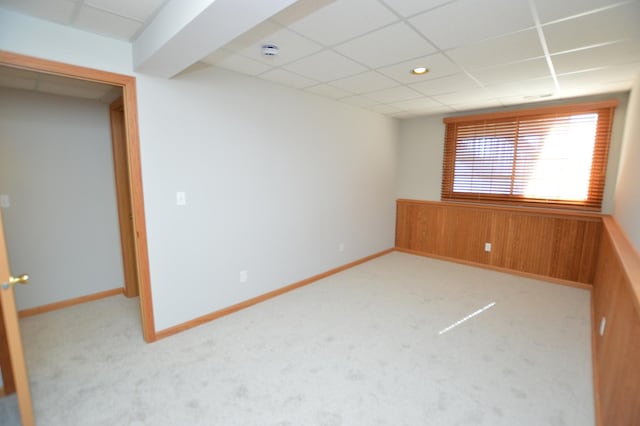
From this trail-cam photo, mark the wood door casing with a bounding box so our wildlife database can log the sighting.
[0,50,156,342]
[110,97,139,298]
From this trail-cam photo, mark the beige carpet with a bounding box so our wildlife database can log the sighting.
[0,252,594,425]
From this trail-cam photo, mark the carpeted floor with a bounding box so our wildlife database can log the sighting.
[0,252,594,425]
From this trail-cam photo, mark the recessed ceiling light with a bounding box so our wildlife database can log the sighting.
[411,67,429,75]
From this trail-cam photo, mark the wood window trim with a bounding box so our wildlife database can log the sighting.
[441,100,618,212]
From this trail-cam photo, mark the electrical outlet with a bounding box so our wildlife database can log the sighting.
[339,243,344,252]
[0,194,9,208]
[176,191,186,206]
[239,270,248,283]
[599,317,606,336]
[484,242,492,252]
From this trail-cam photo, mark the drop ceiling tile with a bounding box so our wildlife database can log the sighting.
[543,2,640,54]
[270,0,336,26]
[432,87,496,104]
[306,84,353,99]
[283,50,368,82]
[380,0,454,18]
[281,0,399,46]
[330,71,399,94]
[259,68,318,89]
[204,51,273,76]
[409,0,534,50]
[334,22,436,69]
[85,0,165,22]
[101,87,123,104]
[560,80,632,97]
[387,97,441,112]
[534,0,630,24]
[447,29,544,70]
[39,73,113,91]
[200,48,230,65]
[0,0,76,24]
[471,57,551,86]
[340,95,379,107]
[235,27,323,66]
[391,111,419,119]
[399,104,455,115]
[498,94,549,106]
[486,77,556,97]
[38,78,112,100]
[557,62,640,89]
[551,40,640,74]
[0,74,38,91]
[410,73,481,96]
[224,20,282,52]
[0,66,41,81]
[75,5,142,40]
[366,85,423,103]
[377,53,461,84]
[367,103,404,114]
[449,99,504,112]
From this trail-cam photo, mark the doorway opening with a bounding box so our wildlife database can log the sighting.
[0,51,155,348]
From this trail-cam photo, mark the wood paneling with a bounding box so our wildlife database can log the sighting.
[592,217,640,425]
[396,199,602,284]
[396,201,640,424]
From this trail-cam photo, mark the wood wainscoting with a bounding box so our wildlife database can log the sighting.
[395,199,602,285]
[395,200,640,425]
[592,217,640,425]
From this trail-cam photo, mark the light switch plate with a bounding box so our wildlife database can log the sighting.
[176,192,186,206]
[0,194,10,208]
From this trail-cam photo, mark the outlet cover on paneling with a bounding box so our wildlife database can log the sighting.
[599,317,606,336]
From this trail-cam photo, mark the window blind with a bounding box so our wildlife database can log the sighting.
[441,101,617,210]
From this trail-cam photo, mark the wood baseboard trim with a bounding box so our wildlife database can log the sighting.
[155,248,395,340]
[18,288,124,318]
[394,247,592,290]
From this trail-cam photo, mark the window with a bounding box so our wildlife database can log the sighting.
[441,101,617,211]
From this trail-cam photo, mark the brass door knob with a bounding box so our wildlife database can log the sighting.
[2,273,29,290]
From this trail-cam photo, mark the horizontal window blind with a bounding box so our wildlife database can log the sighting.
[441,101,617,210]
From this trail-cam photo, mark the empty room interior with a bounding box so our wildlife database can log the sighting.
[0,0,639,425]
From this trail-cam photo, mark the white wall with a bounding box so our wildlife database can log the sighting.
[397,93,629,214]
[0,12,398,331]
[396,115,445,201]
[0,88,124,310]
[614,74,640,251]
[0,8,132,75]
[137,67,398,330]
